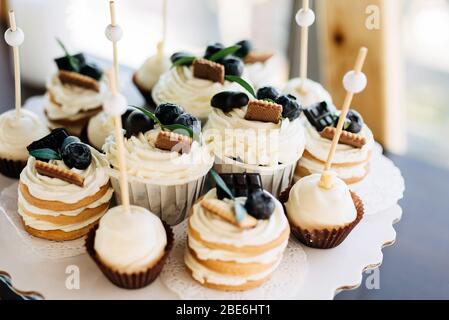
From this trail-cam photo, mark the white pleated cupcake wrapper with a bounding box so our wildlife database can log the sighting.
[110,175,207,226]
[212,156,296,197]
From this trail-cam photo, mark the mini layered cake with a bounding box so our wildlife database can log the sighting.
[18,129,113,241]
[103,105,213,225]
[204,82,305,196]
[151,43,248,122]
[186,172,289,291]
[44,40,106,136]
[296,101,374,184]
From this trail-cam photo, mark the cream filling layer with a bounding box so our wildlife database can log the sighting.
[185,249,281,286]
[190,189,288,248]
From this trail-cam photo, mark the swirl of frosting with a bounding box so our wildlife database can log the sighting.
[0,110,49,160]
[189,189,288,248]
[245,54,288,89]
[103,128,214,184]
[285,174,357,230]
[151,66,244,120]
[20,148,110,204]
[304,119,374,164]
[134,54,171,91]
[87,111,115,150]
[204,106,305,167]
[284,78,333,108]
[94,205,167,273]
[45,74,106,120]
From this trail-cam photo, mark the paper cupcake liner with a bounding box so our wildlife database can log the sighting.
[110,174,207,226]
[0,158,27,179]
[85,222,173,289]
[212,156,296,198]
[280,187,364,249]
[132,73,156,108]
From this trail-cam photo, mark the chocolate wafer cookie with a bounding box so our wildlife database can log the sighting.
[192,58,225,84]
[201,198,258,229]
[35,160,85,187]
[58,70,100,92]
[320,126,367,148]
[244,51,274,64]
[244,100,282,123]
[154,131,192,154]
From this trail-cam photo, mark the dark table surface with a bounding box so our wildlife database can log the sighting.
[1,33,448,301]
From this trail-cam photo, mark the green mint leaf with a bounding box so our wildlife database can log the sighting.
[225,75,256,98]
[343,119,351,130]
[162,124,194,138]
[29,148,61,161]
[172,56,195,68]
[210,169,234,199]
[56,38,80,72]
[208,44,241,62]
[234,200,247,223]
[132,106,162,126]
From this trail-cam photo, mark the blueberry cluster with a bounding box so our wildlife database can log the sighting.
[122,104,201,139]
[27,128,92,170]
[304,101,364,134]
[171,39,254,78]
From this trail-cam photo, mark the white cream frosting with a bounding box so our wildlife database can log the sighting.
[204,106,305,167]
[298,156,368,180]
[94,205,167,273]
[190,189,288,248]
[185,249,281,286]
[44,74,106,120]
[151,66,244,120]
[304,119,374,164]
[285,174,357,230]
[245,54,288,90]
[135,54,171,91]
[284,78,333,108]
[87,111,114,150]
[103,128,214,184]
[20,147,111,204]
[0,109,49,160]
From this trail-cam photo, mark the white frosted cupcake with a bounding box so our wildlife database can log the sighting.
[245,53,289,90]
[284,78,333,108]
[0,109,49,178]
[204,84,305,197]
[103,106,214,225]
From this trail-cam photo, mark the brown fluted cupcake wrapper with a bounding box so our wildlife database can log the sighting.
[0,157,27,179]
[85,221,174,289]
[280,187,364,249]
[132,73,157,108]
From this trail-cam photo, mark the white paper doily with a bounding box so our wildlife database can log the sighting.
[0,183,86,259]
[160,220,308,300]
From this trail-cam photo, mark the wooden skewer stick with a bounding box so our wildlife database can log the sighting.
[108,69,131,214]
[320,47,368,189]
[299,0,310,93]
[9,10,21,118]
[109,1,120,87]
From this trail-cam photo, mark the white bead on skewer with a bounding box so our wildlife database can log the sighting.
[106,1,122,87]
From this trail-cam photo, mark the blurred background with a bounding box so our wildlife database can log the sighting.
[0,0,448,299]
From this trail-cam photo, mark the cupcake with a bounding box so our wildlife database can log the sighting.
[151,43,249,122]
[233,40,288,90]
[186,172,289,291]
[0,109,49,179]
[103,105,214,225]
[18,129,113,241]
[44,40,106,136]
[85,205,173,289]
[296,101,374,184]
[284,173,364,249]
[133,42,171,107]
[284,78,333,108]
[204,82,305,197]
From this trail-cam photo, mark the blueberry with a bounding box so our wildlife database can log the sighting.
[62,142,92,170]
[155,103,184,125]
[80,63,103,80]
[211,91,249,113]
[61,136,81,151]
[276,94,302,121]
[204,42,225,59]
[121,108,135,128]
[27,128,69,152]
[174,113,201,135]
[234,40,252,58]
[257,86,281,101]
[342,109,364,134]
[124,110,155,138]
[221,56,244,77]
[244,189,275,220]
[54,53,86,72]
[170,51,194,65]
